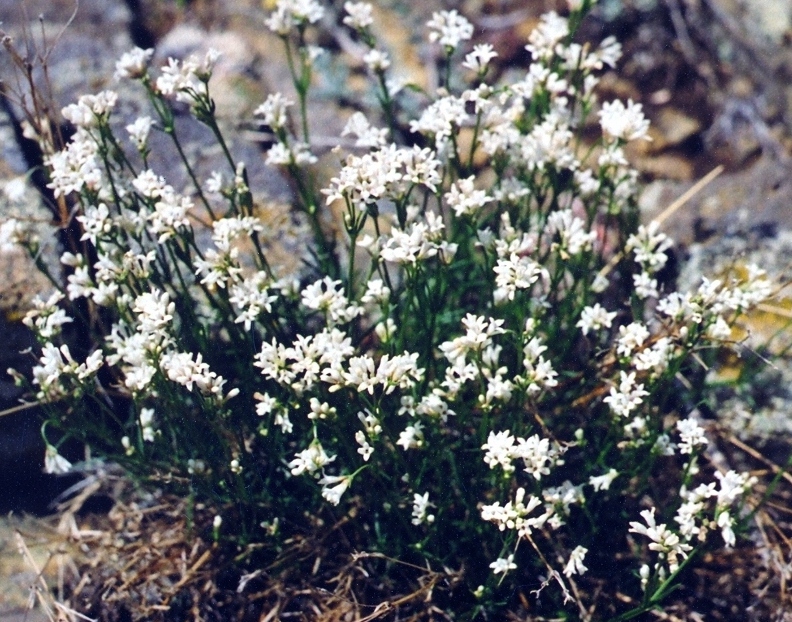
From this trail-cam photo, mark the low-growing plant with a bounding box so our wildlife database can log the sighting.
[2,0,777,618]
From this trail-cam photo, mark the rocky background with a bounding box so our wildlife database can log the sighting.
[2,0,792,619]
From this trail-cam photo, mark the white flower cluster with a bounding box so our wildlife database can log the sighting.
[632,466,755,584]
[266,0,325,35]
[61,91,118,128]
[114,46,153,80]
[46,128,104,198]
[481,430,566,478]
[154,49,221,104]
[32,343,103,402]
[23,292,73,340]
[427,10,474,50]
[324,144,441,207]
[342,2,373,31]
[599,99,651,143]
[8,5,777,610]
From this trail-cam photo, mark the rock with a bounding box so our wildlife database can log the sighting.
[651,107,702,149]
[741,0,792,43]
[638,154,792,246]
[0,113,58,314]
[634,153,695,181]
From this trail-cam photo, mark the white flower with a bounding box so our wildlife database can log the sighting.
[482,430,516,472]
[707,316,732,340]
[126,116,154,149]
[479,369,513,408]
[301,276,362,325]
[563,546,588,577]
[119,435,134,456]
[598,143,629,169]
[254,93,293,130]
[44,444,72,474]
[46,129,104,198]
[633,271,659,299]
[0,218,27,253]
[415,392,456,421]
[674,497,706,540]
[521,337,558,394]
[444,175,491,217]
[132,169,167,198]
[266,141,317,166]
[676,418,708,454]
[629,508,691,572]
[65,264,94,301]
[62,91,118,128]
[32,342,104,402]
[139,407,156,442]
[546,209,595,256]
[603,371,648,418]
[160,351,229,397]
[378,222,441,265]
[626,222,672,274]
[714,470,756,508]
[360,278,390,305]
[409,96,468,148]
[318,473,352,505]
[397,422,424,450]
[194,248,243,290]
[289,441,335,476]
[591,272,609,294]
[512,434,564,480]
[440,314,506,365]
[519,115,577,171]
[362,48,391,71]
[599,99,651,142]
[308,398,336,420]
[355,431,374,461]
[205,171,224,194]
[427,10,473,50]
[481,487,545,536]
[115,47,153,80]
[343,2,374,30]
[133,290,175,334]
[589,468,619,491]
[634,337,674,376]
[462,44,498,73]
[616,322,650,357]
[493,253,546,302]
[543,481,585,521]
[341,112,388,148]
[597,36,622,68]
[489,554,517,575]
[717,510,736,547]
[411,492,435,525]
[23,292,73,339]
[576,303,616,336]
[196,48,222,80]
[155,56,201,99]
[266,0,325,35]
[77,203,112,244]
[230,274,278,330]
[525,12,569,61]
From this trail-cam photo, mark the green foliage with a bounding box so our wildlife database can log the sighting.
[6,1,772,618]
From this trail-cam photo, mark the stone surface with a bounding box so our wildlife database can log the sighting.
[0,111,58,314]
[638,154,792,246]
[0,515,66,622]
